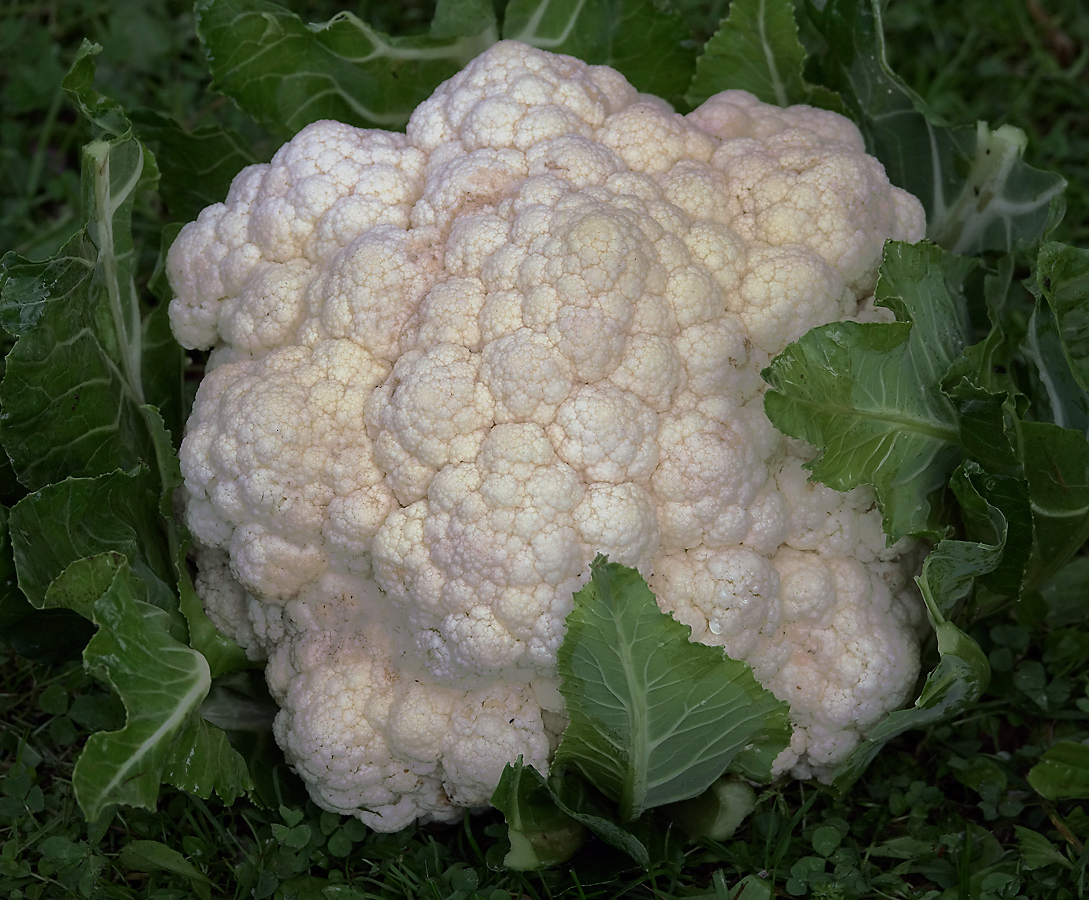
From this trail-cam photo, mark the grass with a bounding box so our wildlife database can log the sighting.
[2,0,1088,898]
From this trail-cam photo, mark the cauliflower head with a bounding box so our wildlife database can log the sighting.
[168,41,928,831]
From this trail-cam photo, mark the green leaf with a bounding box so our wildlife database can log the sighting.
[554,556,790,822]
[149,224,185,308]
[0,605,97,664]
[1021,422,1089,592]
[7,468,179,627]
[801,0,1065,254]
[58,40,130,138]
[197,671,280,733]
[129,109,263,225]
[195,0,497,135]
[502,0,696,107]
[161,716,253,805]
[0,232,158,487]
[944,396,1031,603]
[950,386,1023,479]
[177,552,251,677]
[763,241,974,540]
[685,0,839,110]
[119,840,213,900]
[927,122,1067,256]
[1015,826,1072,870]
[1027,741,1089,800]
[140,302,187,449]
[0,585,33,648]
[1022,303,1089,435]
[430,0,497,40]
[1032,242,1089,399]
[914,463,1008,621]
[810,824,844,857]
[949,755,1007,797]
[195,670,303,809]
[1018,245,1089,435]
[196,0,699,133]
[0,504,25,629]
[0,42,182,492]
[38,835,91,867]
[43,552,127,620]
[38,683,69,716]
[491,759,586,870]
[942,254,1032,408]
[1037,556,1089,628]
[73,563,212,821]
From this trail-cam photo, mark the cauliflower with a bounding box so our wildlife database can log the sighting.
[167,41,928,830]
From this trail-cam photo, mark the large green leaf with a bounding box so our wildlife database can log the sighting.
[430,0,497,40]
[73,563,214,821]
[0,505,95,662]
[685,0,839,110]
[0,230,163,489]
[763,242,974,540]
[0,505,19,615]
[130,109,263,228]
[195,670,303,809]
[44,552,129,621]
[502,0,696,107]
[0,42,182,492]
[140,301,188,446]
[554,556,790,822]
[801,0,1065,254]
[1020,422,1089,592]
[943,255,1030,402]
[197,0,697,138]
[195,0,498,134]
[196,671,281,734]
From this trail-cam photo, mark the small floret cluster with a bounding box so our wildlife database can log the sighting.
[168,41,927,830]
